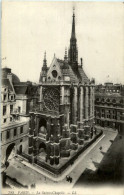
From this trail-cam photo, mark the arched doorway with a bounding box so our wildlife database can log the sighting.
[6,143,15,162]
[38,142,46,160]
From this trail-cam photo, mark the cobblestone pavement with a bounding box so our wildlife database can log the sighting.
[4,129,117,190]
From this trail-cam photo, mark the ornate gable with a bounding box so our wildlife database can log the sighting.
[47,56,62,82]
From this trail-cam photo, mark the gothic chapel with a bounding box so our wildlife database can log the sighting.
[27,10,95,170]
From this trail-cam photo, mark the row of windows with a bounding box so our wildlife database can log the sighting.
[96,89,120,93]
[101,109,116,114]
[3,94,15,101]
[3,105,14,116]
[95,98,123,104]
[1,126,24,141]
[96,113,123,120]
[3,117,14,124]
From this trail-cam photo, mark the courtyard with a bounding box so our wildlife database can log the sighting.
[2,128,121,191]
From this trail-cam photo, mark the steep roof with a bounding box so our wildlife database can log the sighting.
[57,58,89,83]
[78,66,90,83]
[2,79,13,91]
[14,86,28,95]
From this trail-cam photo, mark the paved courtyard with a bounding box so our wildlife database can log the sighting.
[74,130,124,188]
[4,129,118,191]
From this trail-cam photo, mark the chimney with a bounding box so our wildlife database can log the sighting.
[7,73,13,84]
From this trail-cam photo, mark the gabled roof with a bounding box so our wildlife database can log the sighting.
[41,55,90,84]
[56,58,79,82]
[57,58,89,83]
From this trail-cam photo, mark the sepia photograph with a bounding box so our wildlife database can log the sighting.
[1,1,124,195]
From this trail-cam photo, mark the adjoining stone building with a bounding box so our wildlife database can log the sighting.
[95,82,124,133]
[1,67,39,171]
[26,11,96,169]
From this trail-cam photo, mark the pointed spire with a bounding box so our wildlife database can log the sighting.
[40,51,47,82]
[71,7,76,40]
[64,47,67,61]
[42,51,47,71]
[44,51,46,60]
[68,7,78,67]
[43,51,47,67]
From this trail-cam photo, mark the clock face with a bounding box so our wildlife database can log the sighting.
[43,87,60,111]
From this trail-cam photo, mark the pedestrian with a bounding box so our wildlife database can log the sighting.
[69,177,72,183]
[66,175,69,182]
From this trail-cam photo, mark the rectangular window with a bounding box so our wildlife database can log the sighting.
[3,106,6,116]
[14,128,17,136]
[20,126,23,134]
[18,106,21,113]
[3,118,6,123]
[6,131,10,139]
[4,95,6,101]
[10,105,13,113]
[1,133,2,141]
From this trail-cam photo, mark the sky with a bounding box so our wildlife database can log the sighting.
[1,1,124,84]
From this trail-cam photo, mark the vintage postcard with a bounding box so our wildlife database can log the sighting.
[1,1,124,195]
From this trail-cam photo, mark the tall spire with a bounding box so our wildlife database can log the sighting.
[71,7,76,40]
[68,7,78,68]
[39,51,47,82]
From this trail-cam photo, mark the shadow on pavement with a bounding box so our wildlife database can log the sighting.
[74,133,124,187]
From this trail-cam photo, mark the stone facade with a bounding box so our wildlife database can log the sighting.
[95,82,124,133]
[1,68,38,169]
[27,11,96,167]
